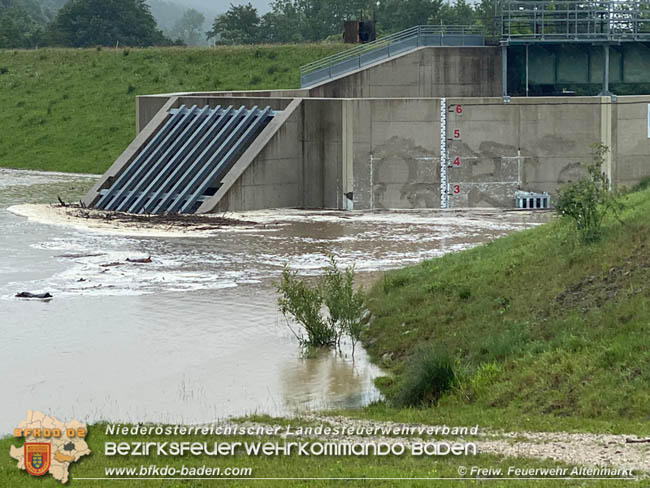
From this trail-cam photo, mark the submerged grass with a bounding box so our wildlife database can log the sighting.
[362,186,650,426]
[0,45,345,174]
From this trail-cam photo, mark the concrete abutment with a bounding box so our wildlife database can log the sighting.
[85,46,650,213]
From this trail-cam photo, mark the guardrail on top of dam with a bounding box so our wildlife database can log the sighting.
[299,25,485,88]
[500,0,650,44]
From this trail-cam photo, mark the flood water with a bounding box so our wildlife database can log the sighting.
[0,169,545,433]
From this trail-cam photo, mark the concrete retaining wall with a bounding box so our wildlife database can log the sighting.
[125,94,650,212]
[307,46,502,98]
[199,99,304,212]
[136,90,308,133]
[612,96,650,188]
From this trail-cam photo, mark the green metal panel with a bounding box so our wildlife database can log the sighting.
[589,45,622,83]
[557,45,590,83]
[528,45,556,85]
[622,43,650,83]
[509,41,650,93]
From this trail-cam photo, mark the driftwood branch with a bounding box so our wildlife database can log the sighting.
[625,438,650,444]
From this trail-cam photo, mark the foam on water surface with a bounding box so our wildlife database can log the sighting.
[0,169,546,433]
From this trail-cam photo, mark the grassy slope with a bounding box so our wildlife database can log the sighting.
[0,45,344,174]
[362,186,650,430]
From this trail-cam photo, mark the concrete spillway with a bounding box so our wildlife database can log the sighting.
[85,20,650,213]
[86,104,275,214]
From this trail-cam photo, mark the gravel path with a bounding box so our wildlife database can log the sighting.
[302,416,649,475]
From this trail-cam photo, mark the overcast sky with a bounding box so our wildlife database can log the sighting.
[174,0,273,15]
[170,0,478,17]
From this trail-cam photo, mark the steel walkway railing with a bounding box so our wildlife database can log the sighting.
[300,25,485,87]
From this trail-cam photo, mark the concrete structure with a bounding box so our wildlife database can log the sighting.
[86,44,650,213]
[307,46,502,99]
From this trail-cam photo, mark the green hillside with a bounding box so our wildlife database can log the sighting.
[363,183,650,430]
[0,45,344,173]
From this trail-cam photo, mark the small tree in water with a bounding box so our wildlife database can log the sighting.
[323,256,365,358]
[555,144,621,243]
[277,267,336,348]
[277,257,366,357]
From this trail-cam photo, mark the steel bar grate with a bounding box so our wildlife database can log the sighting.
[91,105,276,214]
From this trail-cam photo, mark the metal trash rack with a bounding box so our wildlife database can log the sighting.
[90,105,276,215]
[515,191,551,209]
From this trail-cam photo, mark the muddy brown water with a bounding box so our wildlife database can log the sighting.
[0,169,549,433]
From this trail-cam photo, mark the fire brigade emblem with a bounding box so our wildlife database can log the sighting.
[24,443,51,476]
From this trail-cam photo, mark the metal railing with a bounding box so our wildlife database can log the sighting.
[300,25,485,87]
[500,0,650,43]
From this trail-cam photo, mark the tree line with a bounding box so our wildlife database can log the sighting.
[0,0,174,48]
[208,0,502,44]
[0,0,503,49]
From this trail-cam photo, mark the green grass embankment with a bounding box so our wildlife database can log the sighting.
[0,45,345,174]
[361,184,650,431]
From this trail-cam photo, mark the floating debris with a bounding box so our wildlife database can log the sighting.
[15,292,53,299]
[126,256,152,264]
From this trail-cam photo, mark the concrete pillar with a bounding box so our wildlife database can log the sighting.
[342,100,354,210]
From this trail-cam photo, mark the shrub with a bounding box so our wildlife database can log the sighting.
[277,258,366,356]
[555,144,621,243]
[394,346,457,407]
[634,175,650,191]
[322,257,365,357]
[277,266,335,348]
[0,66,8,75]
[458,288,472,300]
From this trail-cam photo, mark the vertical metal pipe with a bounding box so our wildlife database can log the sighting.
[526,44,529,97]
[601,43,610,95]
[502,45,508,97]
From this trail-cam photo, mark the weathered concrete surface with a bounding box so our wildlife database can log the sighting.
[118,43,650,213]
[204,98,304,213]
[307,46,502,98]
[612,96,650,189]
[443,97,603,208]
[348,98,441,210]
[136,91,307,133]
[113,93,650,213]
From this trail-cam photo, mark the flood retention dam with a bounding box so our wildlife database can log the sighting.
[84,5,650,213]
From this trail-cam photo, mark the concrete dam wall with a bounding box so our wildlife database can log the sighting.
[85,45,650,213]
